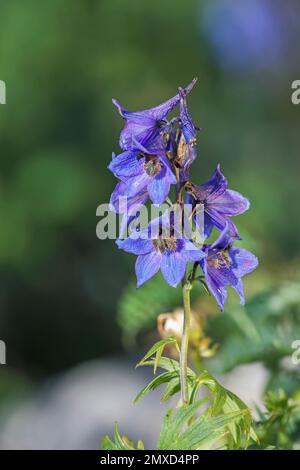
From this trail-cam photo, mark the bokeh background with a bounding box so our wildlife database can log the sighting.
[0,0,300,449]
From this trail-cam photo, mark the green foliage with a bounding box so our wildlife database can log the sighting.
[158,403,247,450]
[135,352,256,449]
[137,336,178,373]
[103,336,259,450]
[253,390,300,450]
[101,423,144,450]
[206,279,300,374]
[136,356,196,403]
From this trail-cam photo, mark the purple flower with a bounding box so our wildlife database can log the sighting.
[186,164,249,239]
[110,180,148,236]
[108,142,176,206]
[200,225,258,311]
[112,79,197,151]
[179,88,199,146]
[175,90,199,182]
[116,210,206,288]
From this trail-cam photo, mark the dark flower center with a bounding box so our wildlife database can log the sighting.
[207,249,230,269]
[153,236,177,254]
[144,156,161,177]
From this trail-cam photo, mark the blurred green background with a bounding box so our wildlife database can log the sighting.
[0,0,300,437]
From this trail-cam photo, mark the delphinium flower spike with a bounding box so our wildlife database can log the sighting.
[109,79,258,407]
[110,80,257,310]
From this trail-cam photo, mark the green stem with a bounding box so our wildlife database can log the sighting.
[180,277,192,404]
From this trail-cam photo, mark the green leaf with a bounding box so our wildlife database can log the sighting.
[101,423,136,450]
[157,402,247,450]
[158,400,206,450]
[139,356,196,381]
[178,410,247,450]
[191,370,255,448]
[161,378,181,402]
[113,423,135,450]
[137,336,177,369]
[136,355,256,447]
[101,435,119,450]
[136,356,197,404]
[137,440,145,450]
[134,371,177,404]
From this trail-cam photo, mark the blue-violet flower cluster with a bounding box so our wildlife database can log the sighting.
[109,80,258,311]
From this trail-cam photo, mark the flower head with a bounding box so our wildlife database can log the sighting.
[108,141,176,206]
[112,79,197,151]
[116,210,205,288]
[200,225,258,311]
[186,164,249,239]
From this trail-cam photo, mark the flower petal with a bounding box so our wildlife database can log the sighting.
[147,165,172,205]
[108,151,143,178]
[112,102,158,150]
[182,240,206,262]
[135,251,162,287]
[116,237,153,255]
[230,247,258,278]
[210,189,250,216]
[125,172,151,198]
[194,165,227,202]
[211,224,234,250]
[179,92,198,144]
[109,181,148,214]
[233,279,245,306]
[160,251,187,287]
[160,153,177,184]
[201,259,228,311]
[149,79,197,121]
[205,207,240,238]
[181,144,197,182]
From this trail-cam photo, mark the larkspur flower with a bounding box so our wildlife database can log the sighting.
[200,225,258,311]
[112,79,197,151]
[175,89,199,182]
[186,164,249,239]
[108,143,176,206]
[116,210,206,288]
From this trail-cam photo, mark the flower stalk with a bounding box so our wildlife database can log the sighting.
[180,276,192,404]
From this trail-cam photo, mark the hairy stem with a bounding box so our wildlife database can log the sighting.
[180,277,192,404]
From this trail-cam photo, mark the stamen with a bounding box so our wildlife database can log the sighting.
[144,156,161,176]
[208,250,231,269]
[153,236,177,253]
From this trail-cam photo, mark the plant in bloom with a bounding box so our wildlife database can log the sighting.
[104,81,260,450]
[109,79,258,311]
